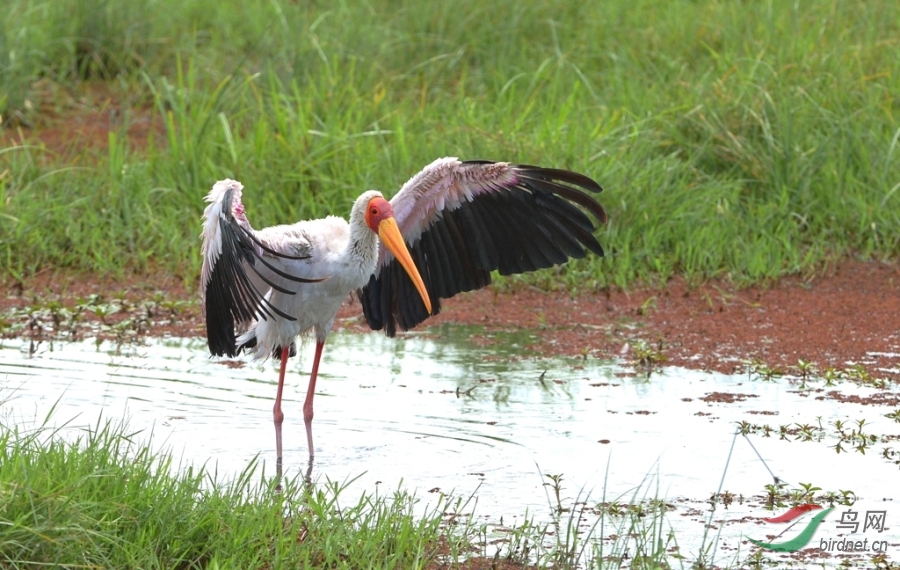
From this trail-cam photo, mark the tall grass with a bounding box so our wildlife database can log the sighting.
[0,409,695,568]
[0,404,695,569]
[0,413,470,568]
[1,0,898,288]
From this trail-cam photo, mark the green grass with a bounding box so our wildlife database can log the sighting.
[0,410,686,569]
[0,412,463,568]
[1,0,899,289]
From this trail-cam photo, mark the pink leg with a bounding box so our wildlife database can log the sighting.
[303,340,326,459]
[274,346,289,478]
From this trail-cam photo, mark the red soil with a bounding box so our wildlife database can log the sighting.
[4,259,899,380]
[409,259,900,378]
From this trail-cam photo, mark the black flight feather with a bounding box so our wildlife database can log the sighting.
[358,161,607,337]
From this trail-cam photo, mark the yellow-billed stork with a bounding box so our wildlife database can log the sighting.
[200,157,607,470]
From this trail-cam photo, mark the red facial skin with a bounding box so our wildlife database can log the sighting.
[365,197,395,233]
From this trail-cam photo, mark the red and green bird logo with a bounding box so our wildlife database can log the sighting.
[748,504,833,552]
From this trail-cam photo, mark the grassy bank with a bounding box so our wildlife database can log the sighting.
[0,417,455,567]
[0,412,682,569]
[1,0,899,289]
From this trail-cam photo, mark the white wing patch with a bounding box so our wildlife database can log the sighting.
[390,158,517,249]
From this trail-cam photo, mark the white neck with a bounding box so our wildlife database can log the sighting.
[341,190,383,288]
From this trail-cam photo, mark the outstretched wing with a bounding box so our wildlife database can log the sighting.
[358,158,607,336]
[200,179,323,357]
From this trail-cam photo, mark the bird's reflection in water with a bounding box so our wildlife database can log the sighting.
[273,454,315,494]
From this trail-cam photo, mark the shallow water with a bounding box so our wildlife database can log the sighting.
[2,326,898,565]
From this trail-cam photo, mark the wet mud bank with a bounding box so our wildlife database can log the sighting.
[4,259,900,381]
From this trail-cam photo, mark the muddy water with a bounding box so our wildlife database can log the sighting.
[2,326,899,564]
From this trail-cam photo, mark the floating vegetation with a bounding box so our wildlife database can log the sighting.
[759,480,857,510]
[0,291,195,347]
[738,416,900,468]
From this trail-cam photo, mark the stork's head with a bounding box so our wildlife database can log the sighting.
[362,194,395,235]
[359,192,432,315]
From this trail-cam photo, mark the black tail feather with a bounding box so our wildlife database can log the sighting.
[234,331,296,359]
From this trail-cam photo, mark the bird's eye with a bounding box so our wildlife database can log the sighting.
[370,207,378,215]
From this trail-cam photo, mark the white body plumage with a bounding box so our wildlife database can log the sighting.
[238,194,383,354]
[201,185,385,358]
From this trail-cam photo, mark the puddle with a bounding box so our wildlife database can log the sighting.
[2,325,899,566]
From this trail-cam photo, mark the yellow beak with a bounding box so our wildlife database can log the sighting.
[377,217,432,315]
